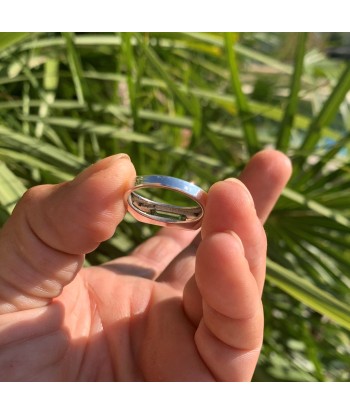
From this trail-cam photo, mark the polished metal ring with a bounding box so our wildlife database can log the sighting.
[125,175,207,230]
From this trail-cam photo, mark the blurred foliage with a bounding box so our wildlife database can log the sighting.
[0,32,349,381]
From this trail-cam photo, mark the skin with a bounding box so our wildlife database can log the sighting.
[0,149,291,381]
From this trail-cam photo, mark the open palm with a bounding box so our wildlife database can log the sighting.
[0,150,291,381]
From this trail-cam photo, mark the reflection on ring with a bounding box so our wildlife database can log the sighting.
[124,175,207,230]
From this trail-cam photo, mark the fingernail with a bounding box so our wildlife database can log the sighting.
[223,230,245,254]
[71,154,131,186]
[224,178,254,206]
[115,153,130,160]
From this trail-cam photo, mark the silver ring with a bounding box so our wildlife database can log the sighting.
[125,175,207,230]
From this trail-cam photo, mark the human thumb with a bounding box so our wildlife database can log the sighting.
[0,154,135,313]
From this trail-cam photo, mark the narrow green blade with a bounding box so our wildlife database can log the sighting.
[0,32,31,52]
[121,33,139,130]
[267,258,350,331]
[62,32,87,105]
[18,115,226,169]
[298,132,350,191]
[0,161,27,214]
[134,33,194,115]
[276,33,307,151]
[35,58,60,139]
[282,187,350,229]
[224,33,259,155]
[296,62,350,170]
[0,124,87,176]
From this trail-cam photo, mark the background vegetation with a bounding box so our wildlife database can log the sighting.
[0,32,349,381]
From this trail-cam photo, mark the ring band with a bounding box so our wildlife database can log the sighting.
[125,175,207,230]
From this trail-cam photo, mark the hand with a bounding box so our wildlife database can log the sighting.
[0,150,291,381]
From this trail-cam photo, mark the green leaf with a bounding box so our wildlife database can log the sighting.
[276,33,307,151]
[121,33,139,130]
[134,33,195,116]
[181,32,310,80]
[18,115,226,170]
[0,161,27,214]
[281,187,350,229]
[0,32,31,53]
[1,69,345,144]
[267,258,350,331]
[296,62,350,170]
[0,148,73,181]
[62,32,87,105]
[224,33,259,155]
[0,124,87,176]
[296,132,350,191]
[35,58,60,139]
